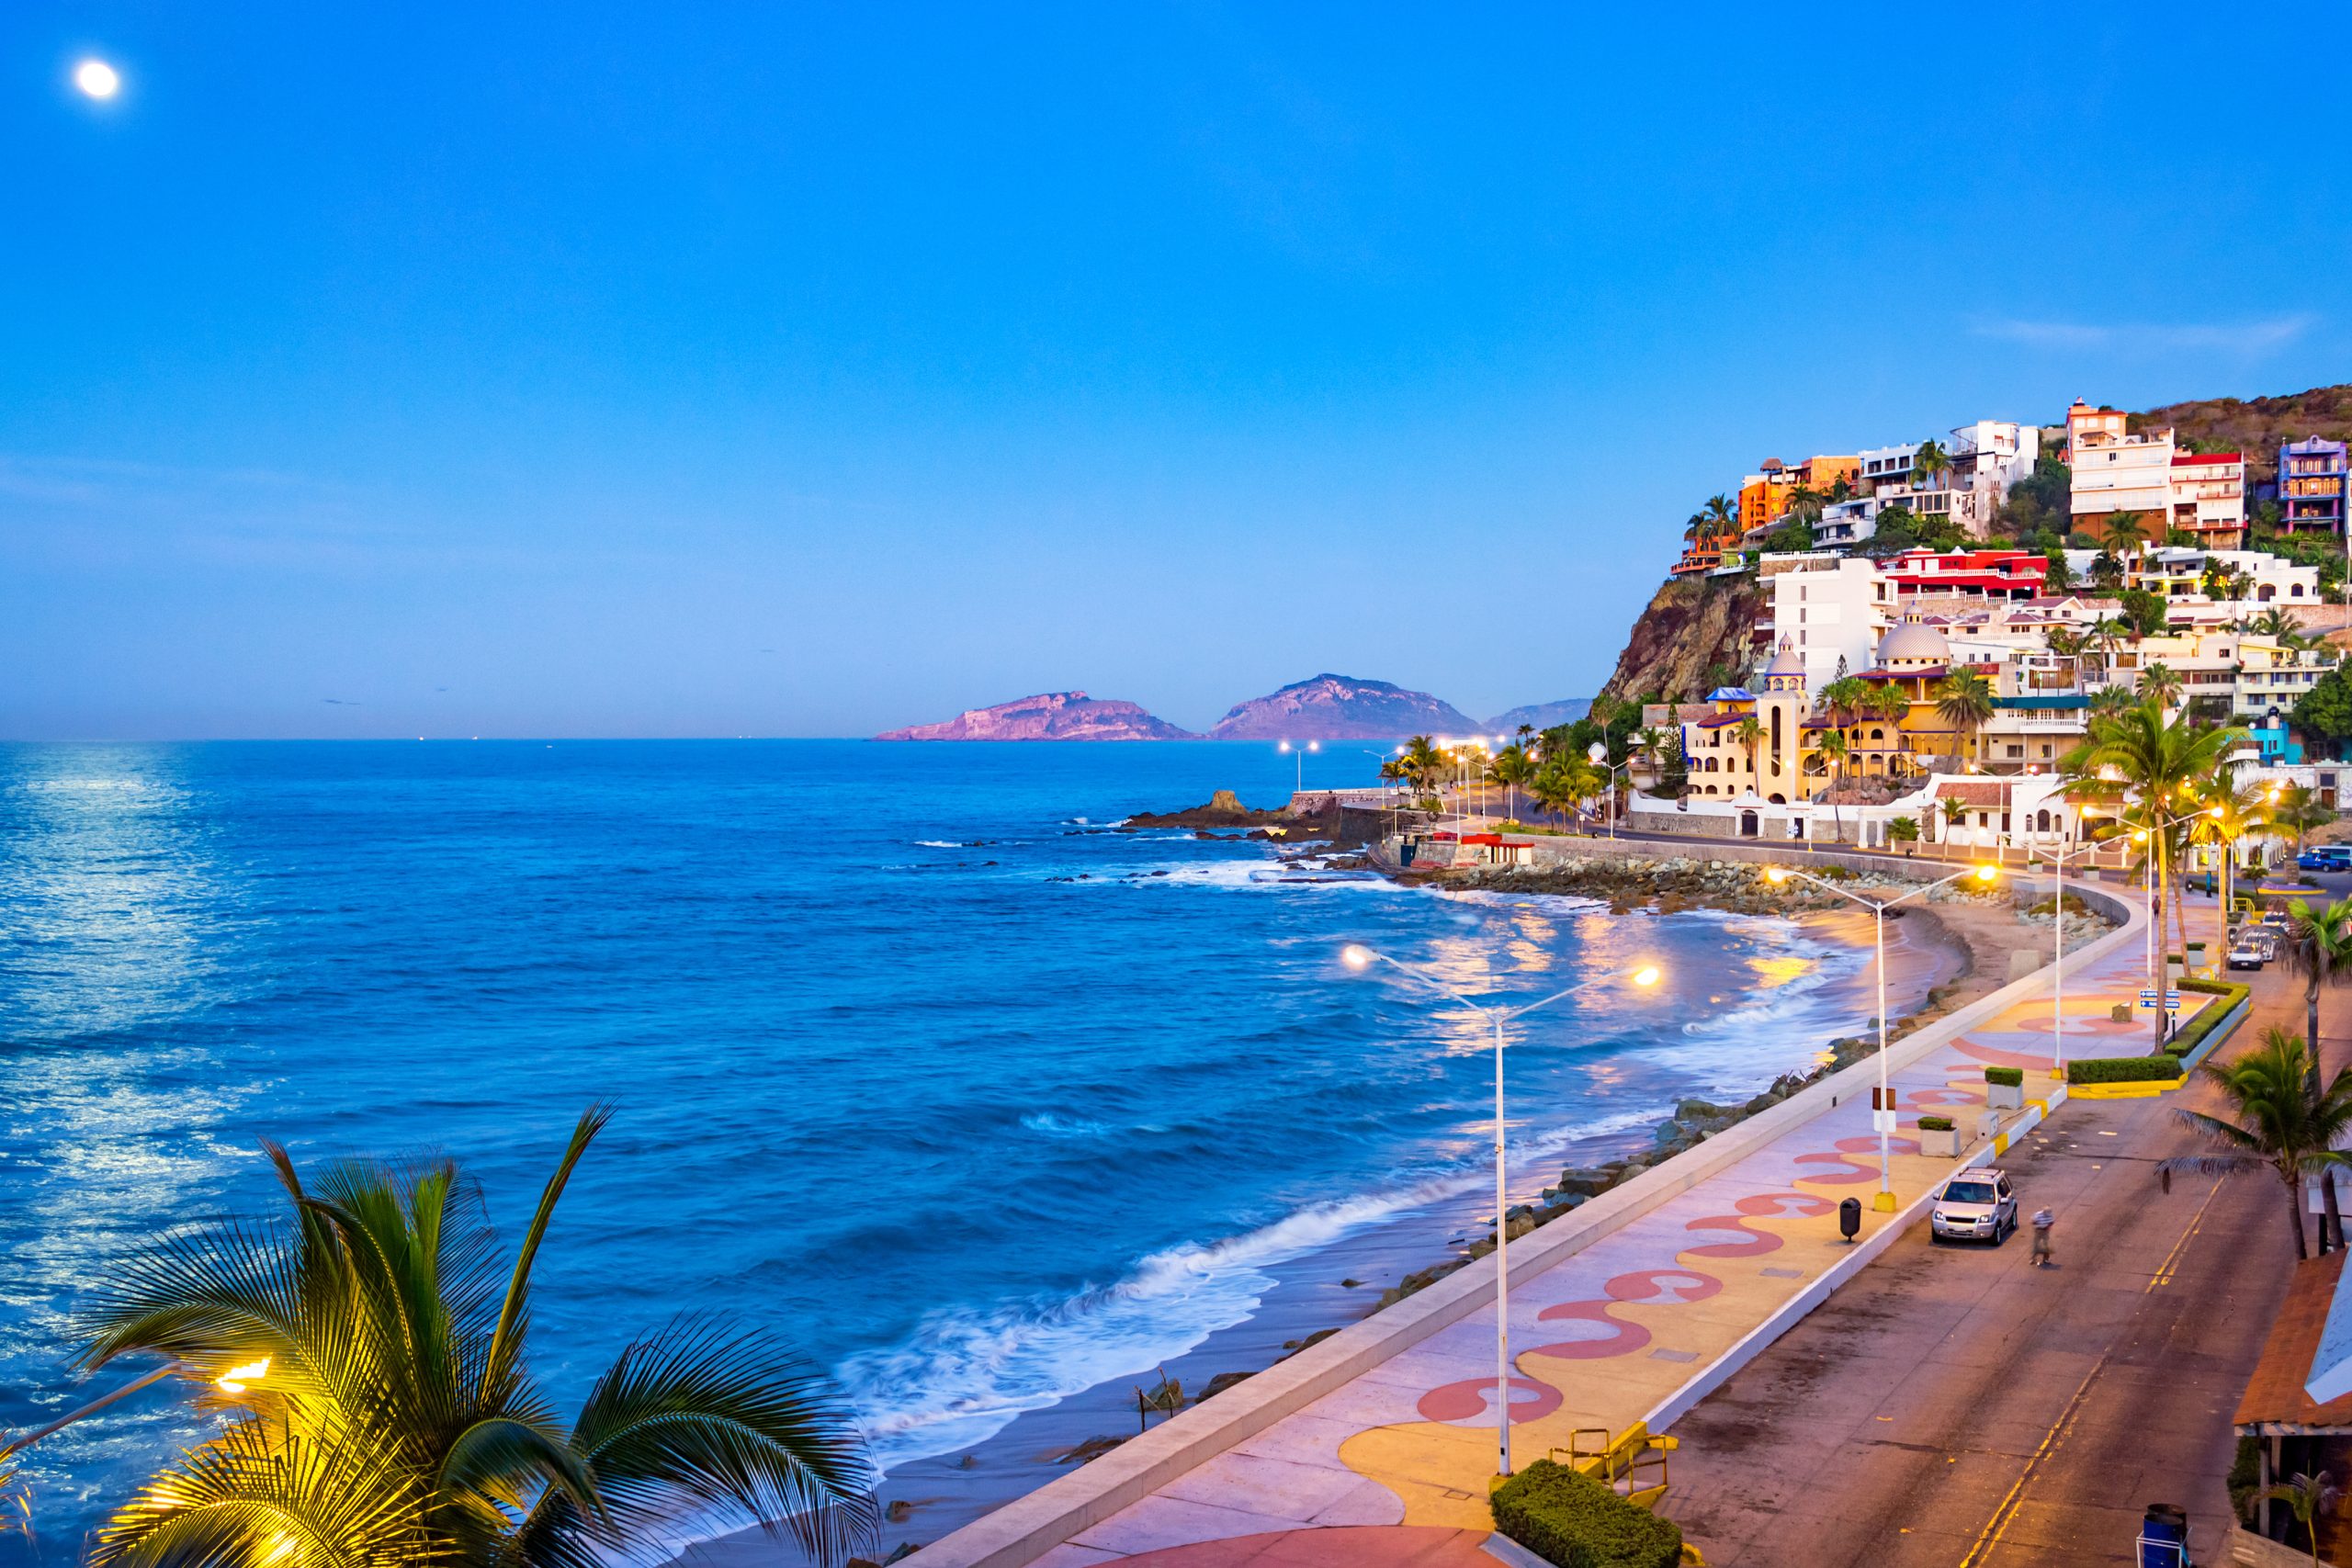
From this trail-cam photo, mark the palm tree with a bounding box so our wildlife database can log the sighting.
[2287,897,2352,1092]
[1492,742,1536,823]
[1886,816,1921,855]
[2163,1026,2352,1260]
[1909,440,1951,491]
[2196,776,2276,955]
[1702,493,1737,543]
[1817,730,1849,841]
[77,1108,880,1568]
[1817,677,1869,728]
[2063,699,2250,1036]
[2253,1470,2342,1567]
[2138,660,2184,711]
[1934,670,1996,768]
[2249,605,2304,644]
[1939,795,1969,846]
[2103,510,2149,556]
[1735,713,1763,795]
[1397,735,1442,794]
[1529,761,1577,826]
[2278,784,2335,853]
[2089,684,2137,718]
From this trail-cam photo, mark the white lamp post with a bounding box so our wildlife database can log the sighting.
[1768,863,1999,1211]
[1278,739,1320,794]
[2023,816,2102,1082]
[1588,741,1631,840]
[1340,944,1662,1477]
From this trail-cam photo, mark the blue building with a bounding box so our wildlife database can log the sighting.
[2278,435,2350,536]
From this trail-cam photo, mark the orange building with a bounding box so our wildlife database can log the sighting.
[1737,454,1861,534]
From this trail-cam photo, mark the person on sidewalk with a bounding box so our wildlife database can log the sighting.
[2031,1206,2055,1267]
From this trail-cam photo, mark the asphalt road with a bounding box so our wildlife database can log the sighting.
[1660,965,2317,1568]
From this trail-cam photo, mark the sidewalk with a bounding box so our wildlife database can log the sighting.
[918,925,2199,1568]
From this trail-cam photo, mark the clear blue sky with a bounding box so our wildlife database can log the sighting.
[6,4,2348,739]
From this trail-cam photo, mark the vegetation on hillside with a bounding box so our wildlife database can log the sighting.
[2133,383,2352,491]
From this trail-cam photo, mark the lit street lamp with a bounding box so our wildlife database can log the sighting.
[1768,863,1999,1211]
[1340,943,1662,1477]
[1588,741,1631,840]
[2023,818,2103,1082]
[1278,739,1320,794]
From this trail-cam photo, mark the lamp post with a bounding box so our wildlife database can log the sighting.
[1588,741,1631,840]
[1340,944,1662,1478]
[2022,813,2102,1082]
[1767,863,2000,1211]
[1278,739,1320,795]
[2129,796,2225,1047]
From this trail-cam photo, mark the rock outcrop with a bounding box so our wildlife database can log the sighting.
[1206,674,1478,741]
[876,692,1197,741]
[1597,575,1765,702]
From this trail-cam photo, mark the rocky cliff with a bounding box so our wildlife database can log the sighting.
[1597,575,1765,702]
[876,691,1198,741]
[1206,673,1479,740]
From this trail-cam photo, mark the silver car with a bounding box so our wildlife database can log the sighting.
[1929,1168,2018,1246]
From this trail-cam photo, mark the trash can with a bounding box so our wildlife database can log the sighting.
[2136,1502,2188,1568]
[1838,1196,1861,1243]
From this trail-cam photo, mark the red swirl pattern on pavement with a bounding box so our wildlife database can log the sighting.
[1525,1267,1724,1359]
[1414,1374,1566,1425]
[1680,1190,1837,1258]
[1795,1133,1919,1183]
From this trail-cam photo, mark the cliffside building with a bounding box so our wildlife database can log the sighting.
[1753,553,1893,692]
[1737,454,1860,535]
[2066,399,2176,542]
[2169,450,2246,547]
[2280,436,2351,537]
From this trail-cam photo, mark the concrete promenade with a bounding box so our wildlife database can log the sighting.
[905,888,2198,1568]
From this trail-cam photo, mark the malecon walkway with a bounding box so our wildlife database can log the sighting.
[906,900,2191,1568]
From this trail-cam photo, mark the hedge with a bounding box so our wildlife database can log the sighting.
[2068,1055,2183,1085]
[1917,1116,1955,1132]
[2168,979,2251,1061]
[1491,1459,1683,1568]
[1984,1066,2025,1088]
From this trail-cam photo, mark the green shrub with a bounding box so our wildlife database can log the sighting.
[2230,1434,2262,1522]
[2167,980,2251,1061]
[1917,1116,1954,1132]
[2068,1055,2183,1085]
[1491,1459,1682,1568]
[1984,1066,2025,1088]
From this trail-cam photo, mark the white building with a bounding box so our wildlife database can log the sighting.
[2067,547,2324,605]
[2169,450,2247,548]
[1858,442,1921,493]
[1754,553,1894,690]
[2066,400,2175,539]
[1947,420,2043,537]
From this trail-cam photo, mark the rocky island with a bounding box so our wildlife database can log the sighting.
[1207,673,1479,740]
[875,691,1196,741]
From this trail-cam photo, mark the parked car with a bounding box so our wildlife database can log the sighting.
[1929,1168,2018,1246]
[2300,848,2352,872]
[2228,936,2268,970]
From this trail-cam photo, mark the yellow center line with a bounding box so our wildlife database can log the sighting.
[1959,1180,2224,1566]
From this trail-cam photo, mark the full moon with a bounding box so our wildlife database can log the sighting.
[74,59,120,99]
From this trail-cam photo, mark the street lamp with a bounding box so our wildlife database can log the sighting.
[1278,739,1320,794]
[1767,863,1999,1212]
[2125,795,2217,1046]
[1340,943,1663,1478]
[2023,811,2102,1082]
[1588,741,1631,840]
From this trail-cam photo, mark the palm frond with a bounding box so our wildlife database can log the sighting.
[92,1419,425,1568]
[542,1316,877,1568]
[484,1106,613,1404]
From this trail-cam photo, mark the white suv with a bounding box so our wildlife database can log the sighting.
[1929,1168,2018,1246]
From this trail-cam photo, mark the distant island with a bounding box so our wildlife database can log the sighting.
[876,672,1567,741]
[1205,673,1479,740]
[874,692,1197,741]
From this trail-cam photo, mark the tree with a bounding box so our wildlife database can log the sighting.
[2293,670,2352,761]
[2102,511,2149,555]
[1702,493,1737,541]
[2252,1471,2342,1567]
[1934,670,1996,766]
[2042,550,2077,593]
[2116,587,2171,637]
[2062,699,2250,1043]
[1909,440,1951,491]
[1396,735,1442,792]
[1994,454,2073,539]
[2195,776,2275,956]
[1939,795,1969,842]
[76,1109,880,1568]
[2163,1026,2352,1262]
[2138,660,2185,710]
[2286,897,2352,1095]
[1736,713,1763,795]
[1816,730,1849,840]
[2248,605,2306,645]
[2278,784,2335,853]
[1492,742,1536,822]
[1886,816,1921,854]
[1817,677,1869,727]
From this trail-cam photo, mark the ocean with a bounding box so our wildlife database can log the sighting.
[0,740,1914,1560]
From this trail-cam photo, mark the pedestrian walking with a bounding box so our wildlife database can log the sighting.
[2030,1206,2054,1267]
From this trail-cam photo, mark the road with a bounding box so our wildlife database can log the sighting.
[1660,965,2317,1568]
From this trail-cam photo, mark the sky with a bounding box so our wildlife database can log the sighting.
[5,4,2351,739]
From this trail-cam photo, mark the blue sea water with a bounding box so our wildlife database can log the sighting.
[0,740,1892,1558]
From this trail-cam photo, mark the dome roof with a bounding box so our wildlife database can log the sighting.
[1878,623,1950,664]
[1764,637,1804,676]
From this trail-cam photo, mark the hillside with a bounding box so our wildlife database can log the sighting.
[1206,673,1478,740]
[876,692,1198,741]
[1597,575,1765,702]
[2132,382,2352,491]
[1485,698,1591,733]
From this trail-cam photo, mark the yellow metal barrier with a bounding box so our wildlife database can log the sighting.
[1544,1423,1705,1564]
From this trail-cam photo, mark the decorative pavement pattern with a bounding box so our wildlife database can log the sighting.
[1027,943,2195,1568]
